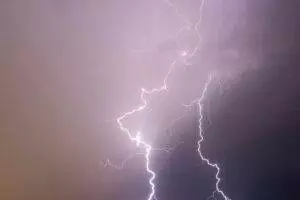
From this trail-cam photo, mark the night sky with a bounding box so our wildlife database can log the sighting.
[1,0,300,200]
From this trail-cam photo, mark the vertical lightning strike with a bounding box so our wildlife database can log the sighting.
[115,60,176,200]
[196,74,231,200]
[107,1,231,200]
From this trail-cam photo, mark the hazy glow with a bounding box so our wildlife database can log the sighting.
[106,0,231,199]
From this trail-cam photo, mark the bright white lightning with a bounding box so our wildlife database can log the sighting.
[115,60,176,200]
[179,50,188,57]
[106,0,231,200]
[196,74,231,200]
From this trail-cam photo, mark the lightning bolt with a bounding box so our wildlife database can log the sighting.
[115,59,175,200]
[104,0,231,200]
[185,74,231,200]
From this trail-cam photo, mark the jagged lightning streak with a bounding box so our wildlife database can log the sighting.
[192,74,231,200]
[102,153,143,170]
[164,0,206,64]
[115,60,176,200]
[107,0,231,200]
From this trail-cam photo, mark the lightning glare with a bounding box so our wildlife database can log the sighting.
[115,59,175,200]
[105,0,231,200]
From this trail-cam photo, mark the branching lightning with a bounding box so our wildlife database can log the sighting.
[104,0,231,200]
[115,59,175,200]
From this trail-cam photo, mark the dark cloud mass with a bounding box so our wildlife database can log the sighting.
[1,0,300,200]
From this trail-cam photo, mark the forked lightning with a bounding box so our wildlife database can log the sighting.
[104,1,231,199]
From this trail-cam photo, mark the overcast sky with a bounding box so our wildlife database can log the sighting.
[1,0,300,200]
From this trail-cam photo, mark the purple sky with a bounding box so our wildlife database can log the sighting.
[1,0,300,200]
